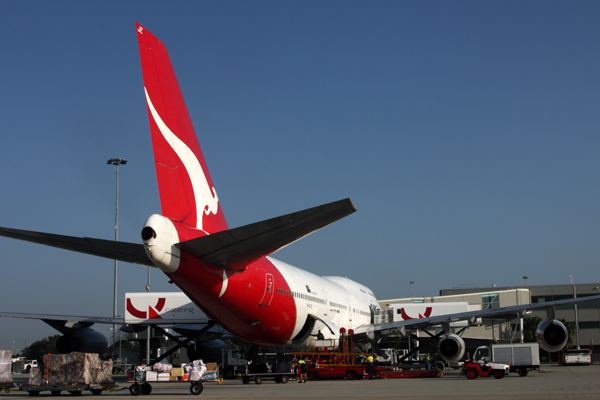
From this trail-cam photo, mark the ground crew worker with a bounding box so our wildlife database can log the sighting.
[297,358,308,383]
[424,354,431,370]
[366,354,375,380]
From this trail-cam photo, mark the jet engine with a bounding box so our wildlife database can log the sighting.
[536,319,568,353]
[437,334,465,363]
[55,330,108,354]
[186,339,228,364]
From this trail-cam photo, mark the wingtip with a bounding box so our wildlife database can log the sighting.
[346,198,358,212]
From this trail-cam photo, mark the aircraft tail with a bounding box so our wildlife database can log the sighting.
[136,22,227,234]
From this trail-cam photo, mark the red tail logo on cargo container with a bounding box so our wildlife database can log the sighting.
[126,297,166,319]
[400,307,432,320]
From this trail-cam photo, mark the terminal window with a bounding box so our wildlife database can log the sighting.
[482,293,499,310]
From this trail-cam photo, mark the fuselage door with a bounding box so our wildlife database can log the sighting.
[258,273,274,306]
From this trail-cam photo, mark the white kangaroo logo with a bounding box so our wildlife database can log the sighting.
[145,88,219,231]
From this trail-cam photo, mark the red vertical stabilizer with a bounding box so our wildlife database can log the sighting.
[136,22,227,234]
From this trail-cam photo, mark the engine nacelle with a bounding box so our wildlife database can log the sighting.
[536,319,568,353]
[186,339,228,364]
[142,214,181,273]
[55,330,108,354]
[438,334,466,363]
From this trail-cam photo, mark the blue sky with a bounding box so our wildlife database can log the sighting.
[1,1,599,350]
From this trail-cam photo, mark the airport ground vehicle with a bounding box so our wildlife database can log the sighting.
[240,369,296,385]
[20,381,119,396]
[127,363,221,395]
[11,359,38,374]
[473,343,540,376]
[296,353,368,381]
[295,351,368,381]
[18,353,117,396]
[240,356,297,384]
[220,348,297,384]
[462,360,509,379]
[221,349,249,379]
[291,336,371,381]
[562,348,593,365]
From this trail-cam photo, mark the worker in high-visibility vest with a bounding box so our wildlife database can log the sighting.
[424,354,432,370]
[297,358,308,383]
[366,354,375,380]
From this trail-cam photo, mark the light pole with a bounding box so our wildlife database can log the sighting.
[570,275,580,349]
[594,286,600,342]
[107,158,127,358]
[410,281,414,300]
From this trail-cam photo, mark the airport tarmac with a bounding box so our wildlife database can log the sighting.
[6,364,600,399]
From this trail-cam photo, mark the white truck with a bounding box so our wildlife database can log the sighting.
[473,343,540,376]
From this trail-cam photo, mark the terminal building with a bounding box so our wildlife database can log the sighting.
[379,282,600,360]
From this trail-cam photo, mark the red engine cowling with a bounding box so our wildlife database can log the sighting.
[438,333,466,362]
[536,319,568,353]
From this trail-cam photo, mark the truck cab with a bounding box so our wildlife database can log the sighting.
[473,347,491,363]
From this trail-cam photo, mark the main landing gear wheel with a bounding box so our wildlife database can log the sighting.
[190,382,203,395]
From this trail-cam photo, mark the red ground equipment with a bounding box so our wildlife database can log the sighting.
[462,361,506,379]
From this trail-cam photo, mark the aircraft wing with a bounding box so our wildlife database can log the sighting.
[0,227,154,267]
[353,294,600,336]
[0,311,124,325]
[176,198,357,270]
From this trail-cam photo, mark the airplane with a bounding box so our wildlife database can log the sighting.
[1,22,599,365]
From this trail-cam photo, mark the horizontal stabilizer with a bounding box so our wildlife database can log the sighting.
[0,227,153,267]
[176,198,357,270]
